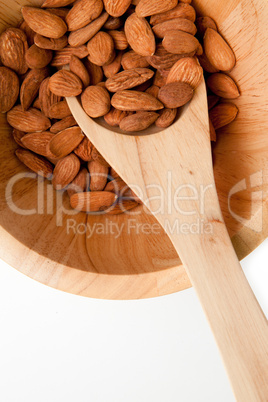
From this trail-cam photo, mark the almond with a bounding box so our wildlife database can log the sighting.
[68,12,109,47]
[203,28,236,72]
[104,108,131,126]
[207,94,220,110]
[155,108,177,128]
[158,82,193,108]
[209,118,216,142]
[39,77,61,118]
[105,68,154,92]
[70,191,117,212]
[12,129,27,148]
[20,68,50,111]
[120,111,159,131]
[104,16,124,30]
[150,3,196,25]
[108,30,128,50]
[103,0,132,17]
[121,50,149,70]
[25,44,53,69]
[0,28,28,75]
[51,45,88,66]
[20,20,36,46]
[15,148,53,178]
[91,146,110,167]
[49,126,84,158]
[21,6,67,39]
[106,198,139,215]
[88,160,109,191]
[136,0,178,18]
[50,115,77,133]
[209,102,238,130]
[81,85,111,118]
[166,57,203,89]
[103,51,123,78]
[52,153,80,189]
[33,97,41,109]
[74,137,93,161]
[7,106,51,132]
[41,0,75,7]
[21,132,55,157]
[198,52,219,73]
[196,16,217,38]
[145,85,160,98]
[206,73,240,99]
[111,90,164,111]
[146,44,188,70]
[0,67,19,113]
[45,8,70,20]
[163,30,200,55]
[69,55,90,87]
[153,69,169,87]
[49,100,71,120]
[153,18,197,38]
[84,59,103,84]
[66,0,103,31]
[87,31,115,66]
[67,168,89,197]
[125,13,155,57]
[49,70,83,97]
[34,33,68,50]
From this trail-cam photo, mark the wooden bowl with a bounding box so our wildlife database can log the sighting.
[0,0,267,299]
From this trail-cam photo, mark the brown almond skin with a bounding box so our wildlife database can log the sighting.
[162,30,200,55]
[45,8,70,20]
[106,68,154,92]
[15,148,53,178]
[111,90,164,111]
[69,55,90,87]
[103,51,123,78]
[34,34,68,50]
[120,111,159,132]
[87,31,115,66]
[209,102,238,130]
[12,129,27,148]
[158,82,193,108]
[20,20,36,46]
[66,0,103,31]
[155,108,177,128]
[146,43,190,70]
[74,137,93,161]
[67,168,89,198]
[21,6,67,39]
[104,108,131,127]
[0,67,19,113]
[121,50,149,70]
[103,0,132,17]
[49,100,71,120]
[70,191,117,212]
[88,160,109,191]
[198,52,219,73]
[84,59,104,85]
[52,153,80,189]
[150,3,196,25]
[81,86,111,118]
[125,13,156,57]
[49,126,84,158]
[206,73,240,99]
[108,30,128,50]
[51,45,88,66]
[49,70,83,97]
[0,28,28,75]
[106,199,139,215]
[39,77,61,118]
[153,69,169,87]
[196,16,217,39]
[42,0,75,8]
[209,118,216,142]
[20,67,50,111]
[153,18,197,38]
[166,57,203,89]
[21,132,54,157]
[136,0,178,18]
[207,95,220,110]
[7,106,51,132]
[50,115,77,134]
[25,44,53,69]
[68,12,109,47]
[146,85,160,98]
[203,28,236,72]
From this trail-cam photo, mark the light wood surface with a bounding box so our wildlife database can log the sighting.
[0,0,267,301]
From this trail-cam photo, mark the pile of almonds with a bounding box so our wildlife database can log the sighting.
[0,0,240,214]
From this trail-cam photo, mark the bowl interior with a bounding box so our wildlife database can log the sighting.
[0,0,267,299]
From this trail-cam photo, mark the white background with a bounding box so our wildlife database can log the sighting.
[0,239,267,402]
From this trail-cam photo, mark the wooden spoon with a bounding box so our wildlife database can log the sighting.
[67,81,268,401]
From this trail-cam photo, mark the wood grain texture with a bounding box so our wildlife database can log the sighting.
[0,0,267,301]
